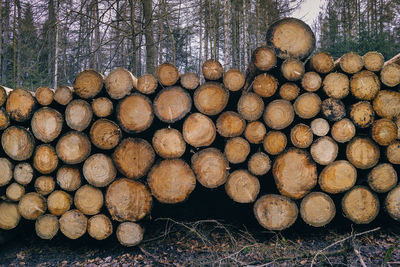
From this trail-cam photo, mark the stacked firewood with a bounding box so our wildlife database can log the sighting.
[0,18,399,246]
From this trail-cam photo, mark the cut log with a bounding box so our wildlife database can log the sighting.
[87,214,113,240]
[281,58,305,81]
[54,86,73,106]
[396,116,400,140]
[33,144,59,174]
[223,69,245,92]
[35,86,54,106]
[147,159,196,204]
[368,163,398,193]
[253,194,298,231]
[13,162,33,185]
[73,69,104,99]
[387,141,400,164]
[319,160,357,194]
[5,88,35,122]
[290,123,313,149]
[35,214,59,240]
[293,93,321,119]
[0,107,9,130]
[342,186,379,224]
[310,136,338,165]
[137,74,158,94]
[372,90,400,119]
[56,165,82,191]
[31,107,63,143]
[237,93,264,121]
[202,59,223,80]
[263,131,287,155]
[0,158,13,186]
[380,63,400,87]
[0,86,7,106]
[191,148,229,188]
[83,153,116,187]
[300,192,335,227]
[47,190,72,216]
[244,121,267,144]
[18,192,46,220]
[194,82,229,116]
[180,72,199,91]
[65,99,93,131]
[337,52,364,74]
[74,185,104,215]
[112,138,155,179]
[224,137,250,164]
[56,131,91,164]
[6,183,25,202]
[152,128,186,159]
[106,178,152,222]
[264,99,294,130]
[225,170,260,203]
[301,71,321,92]
[1,126,35,161]
[363,51,384,72]
[182,113,216,148]
[252,73,278,98]
[252,46,277,71]
[91,97,113,118]
[153,86,191,123]
[322,72,349,99]
[308,52,334,74]
[105,67,137,99]
[273,148,317,199]
[0,202,20,230]
[310,118,330,137]
[279,83,300,101]
[349,101,375,128]
[248,152,271,176]
[385,186,400,221]
[59,209,87,239]
[321,98,346,122]
[116,222,144,247]
[346,137,380,169]
[157,63,180,86]
[371,118,397,146]
[350,70,380,100]
[34,176,55,196]
[216,111,246,138]
[331,118,356,143]
[90,118,122,150]
[266,17,315,60]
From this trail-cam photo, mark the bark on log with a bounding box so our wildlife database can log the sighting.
[74,69,104,99]
[264,99,294,130]
[368,163,398,193]
[47,190,72,216]
[65,99,93,131]
[349,101,375,128]
[237,93,264,121]
[290,123,313,148]
[31,107,63,143]
[6,88,35,122]
[322,72,349,99]
[6,183,25,202]
[346,137,380,169]
[371,118,397,146]
[310,136,338,165]
[263,131,287,155]
[34,176,55,196]
[223,69,245,92]
[385,185,400,221]
[350,70,380,100]
[59,209,87,239]
[380,63,400,87]
[331,118,356,143]
[74,185,104,215]
[300,192,335,227]
[35,214,59,240]
[87,214,113,240]
[56,131,91,164]
[372,90,400,119]
[0,86,7,106]
[182,113,216,148]
[105,68,137,99]
[35,87,54,106]
[90,118,122,150]
[202,59,223,81]
[252,73,278,98]
[216,111,246,138]
[1,126,35,161]
[363,51,384,72]
[0,107,9,130]
[18,192,46,220]
[342,186,379,224]
[248,152,271,176]
[180,72,200,90]
[153,87,191,123]
[56,166,82,192]
[293,93,321,119]
[13,162,33,185]
[336,52,364,74]
[91,97,113,118]
[225,170,260,203]
[0,158,13,186]
[137,74,158,94]
[224,137,250,164]
[310,118,330,137]
[321,98,346,122]
[152,128,186,159]
[244,121,266,144]
[279,83,300,101]
[54,86,73,106]
[0,202,20,230]
[301,71,321,92]
[387,141,400,164]
[319,160,357,194]
[194,82,229,116]
[33,144,59,174]
[83,153,116,187]
[308,52,334,74]
[281,58,305,81]
[157,63,180,86]
[116,222,144,247]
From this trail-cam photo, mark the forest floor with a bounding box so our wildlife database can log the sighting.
[0,218,399,266]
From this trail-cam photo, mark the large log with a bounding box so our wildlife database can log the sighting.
[194,82,229,116]
[74,185,104,215]
[73,69,104,99]
[83,153,116,187]
[372,90,400,119]
[1,126,35,161]
[322,72,349,99]
[363,51,384,72]
[5,88,35,122]
[368,163,398,193]
[380,63,400,87]
[350,70,380,100]
[0,202,20,230]
[105,68,137,99]
[300,192,335,227]
[182,113,216,148]
[157,63,180,86]
[32,144,59,175]
[225,170,260,203]
[342,186,379,224]
[264,99,294,130]
[31,107,63,143]
[65,99,93,131]
[18,192,46,220]
[90,118,122,150]
[216,111,246,138]
[153,87,192,123]
[346,137,380,169]
[371,118,397,146]
[117,93,153,133]
[35,214,59,240]
[308,52,334,74]
[336,52,364,74]
[0,158,13,186]
[319,160,357,194]
[59,209,87,239]
[56,131,91,164]
[237,93,264,121]
[385,185,400,221]
[152,128,186,159]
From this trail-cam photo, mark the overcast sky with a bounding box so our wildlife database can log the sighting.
[292,0,325,26]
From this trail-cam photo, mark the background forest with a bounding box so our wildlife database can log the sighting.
[0,0,399,91]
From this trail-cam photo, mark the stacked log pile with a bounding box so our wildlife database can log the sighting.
[0,17,400,246]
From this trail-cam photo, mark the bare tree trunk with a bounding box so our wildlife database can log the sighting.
[223,0,229,69]
[0,0,2,83]
[199,0,202,73]
[243,0,248,69]
[256,0,260,45]
[162,0,176,65]
[129,0,137,75]
[93,0,101,71]
[12,0,16,88]
[54,0,59,89]
[142,0,156,74]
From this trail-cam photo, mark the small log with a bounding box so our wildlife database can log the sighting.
[372,90,400,119]
[117,93,153,133]
[310,118,330,137]
[223,69,245,92]
[380,63,400,87]
[116,222,144,247]
[384,53,400,66]
[254,194,298,231]
[182,113,216,148]
[363,51,384,72]
[252,73,278,98]
[248,152,271,176]
[293,93,321,119]
[321,98,346,122]
[112,138,155,179]
[319,160,357,194]
[180,72,199,90]
[385,185,400,221]
[91,97,113,118]
[18,192,46,220]
[35,86,54,106]
[350,70,380,100]
[225,169,260,203]
[31,107,63,143]
[279,83,300,101]
[349,101,375,128]
[1,126,35,161]
[281,58,305,81]
[0,158,13,186]
[252,46,277,71]
[90,118,122,150]
[301,71,321,92]
[6,183,25,202]
[264,99,294,130]
[263,131,287,155]
[237,93,264,121]
[152,128,186,159]
[342,186,379,224]
[73,69,104,99]
[154,86,192,123]
[157,63,180,86]
[396,116,400,140]
[33,144,59,175]
[34,176,55,196]
[371,118,397,146]
[273,148,317,199]
[87,214,113,240]
[322,72,349,99]
[59,209,87,239]
[105,68,137,99]
[290,123,313,149]
[106,179,152,222]
[13,162,33,185]
[54,86,73,106]
[387,140,400,164]
[224,137,250,164]
[65,99,93,131]
[5,88,35,122]
[346,137,380,169]
[191,148,229,188]
[202,59,223,80]
[244,121,267,144]
[0,86,7,106]
[310,136,338,165]
[194,82,229,116]
[216,111,246,138]
[137,74,158,94]
[308,52,334,74]
[83,153,116,187]
[56,165,82,191]
[300,192,336,227]
[0,107,10,130]
[368,163,398,193]
[74,185,104,215]
[331,118,356,143]
[336,52,364,74]
[56,131,91,164]
[0,202,20,230]
[35,214,59,240]
[47,190,72,216]
[147,159,196,204]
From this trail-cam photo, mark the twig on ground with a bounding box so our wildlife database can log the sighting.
[353,247,367,267]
